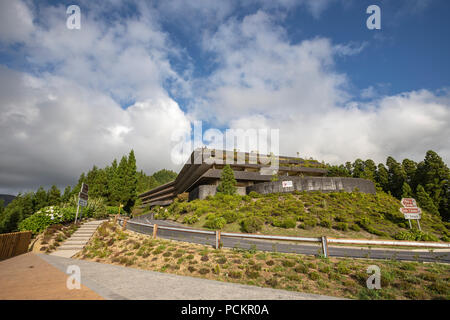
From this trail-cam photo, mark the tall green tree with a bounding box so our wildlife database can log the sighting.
[362,159,377,182]
[47,185,61,205]
[62,186,72,203]
[416,150,450,220]
[376,163,389,192]
[416,184,439,215]
[386,156,406,198]
[401,182,413,198]
[217,165,237,195]
[33,187,48,210]
[352,159,365,178]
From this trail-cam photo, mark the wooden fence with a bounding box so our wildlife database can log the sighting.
[0,231,32,261]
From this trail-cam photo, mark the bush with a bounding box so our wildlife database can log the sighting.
[223,210,239,223]
[273,217,297,229]
[240,216,264,233]
[394,230,439,242]
[183,215,199,225]
[320,219,332,228]
[334,222,349,231]
[204,216,227,230]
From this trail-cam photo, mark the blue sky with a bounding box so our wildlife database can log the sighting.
[0,0,449,194]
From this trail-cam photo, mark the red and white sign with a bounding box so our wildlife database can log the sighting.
[399,207,422,214]
[401,198,417,208]
[400,198,421,220]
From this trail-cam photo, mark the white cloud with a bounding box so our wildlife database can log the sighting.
[192,10,450,165]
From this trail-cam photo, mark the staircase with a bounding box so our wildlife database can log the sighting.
[50,220,107,258]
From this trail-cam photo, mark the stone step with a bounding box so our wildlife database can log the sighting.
[58,245,84,250]
[72,231,96,235]
[64,240,88,245]
[69,235,91,239]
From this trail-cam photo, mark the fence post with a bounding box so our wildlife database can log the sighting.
[153,224,158,239]
[215,231,221,249]
[321,236,328,258]
[114,214,118,224]
[122,218,128,230]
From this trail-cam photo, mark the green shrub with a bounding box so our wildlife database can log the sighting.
[320,219,332,228]
[240,216,264,233]
[183,215,199,225]
[223,210,239,223]
[334,222,349,231]
[273,217,297,229]
[204,216,227,230]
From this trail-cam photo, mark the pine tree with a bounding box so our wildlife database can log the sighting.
[416,184,439,215]
[362,159,377,182]
[386,156,406,198]
[47,185,61,206]
[401,182,413,199]
[125,150,138,211]
[352,159,365,178]
[217,165,237,195]
[62,186,72,203]
[376,163,389,192]
[33,187,48,210]
[417,150,450,217]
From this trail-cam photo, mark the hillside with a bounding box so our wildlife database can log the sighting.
[0,194,16,207]
[152,191,450,242]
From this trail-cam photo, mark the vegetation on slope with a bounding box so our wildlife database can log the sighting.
[77,222,450,300]
[152,191,450,241]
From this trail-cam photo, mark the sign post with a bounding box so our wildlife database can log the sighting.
[400,198,422,231]
[75,183,89,224]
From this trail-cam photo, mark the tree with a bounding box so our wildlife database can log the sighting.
[416,150,450,219]
[386,156,406,198]
[124,149,138,211]
[416,184,439,215]
[402,158,417,187]
[376,163,389,192]
[327,165,351,177]
[352,159,365,178]
[152,169,177,185]
[401,182,413,199]
[217,165,237,195]
[362,159,377,182]
[62,186,72,203]
[33,187,48,210]
[47,185,61,205]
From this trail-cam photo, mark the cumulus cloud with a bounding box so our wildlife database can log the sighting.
[0,0,448,196]
[192,10,450,165]
[0,1,192,194]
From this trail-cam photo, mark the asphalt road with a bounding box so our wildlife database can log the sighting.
[127,215,450,264]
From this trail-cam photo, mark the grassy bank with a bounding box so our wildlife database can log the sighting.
[75,222,450,300]
[148,191,449,242]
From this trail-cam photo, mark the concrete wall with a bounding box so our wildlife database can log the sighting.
[189,185,246,201]
[246,177,376,195]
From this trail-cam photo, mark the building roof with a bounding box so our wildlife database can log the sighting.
[138,148,328,207]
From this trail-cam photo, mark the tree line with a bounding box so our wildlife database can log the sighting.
[327,150,450,221]
[0,150,177,233]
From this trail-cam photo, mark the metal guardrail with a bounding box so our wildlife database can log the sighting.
[115,216,450,258]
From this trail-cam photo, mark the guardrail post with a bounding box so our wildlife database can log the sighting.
[215,231,221,249]
[321,236,328,258]
[122,218,128,230]
[153,224,158,239]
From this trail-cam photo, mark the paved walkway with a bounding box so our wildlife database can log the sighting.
[0,253,102,300]
[50,220,107,258]
[38,254,344,300]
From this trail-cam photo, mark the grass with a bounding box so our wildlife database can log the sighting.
[150,191,449,242]
[75,221,450,300]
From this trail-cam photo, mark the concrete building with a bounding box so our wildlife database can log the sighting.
[138,148,375,207]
